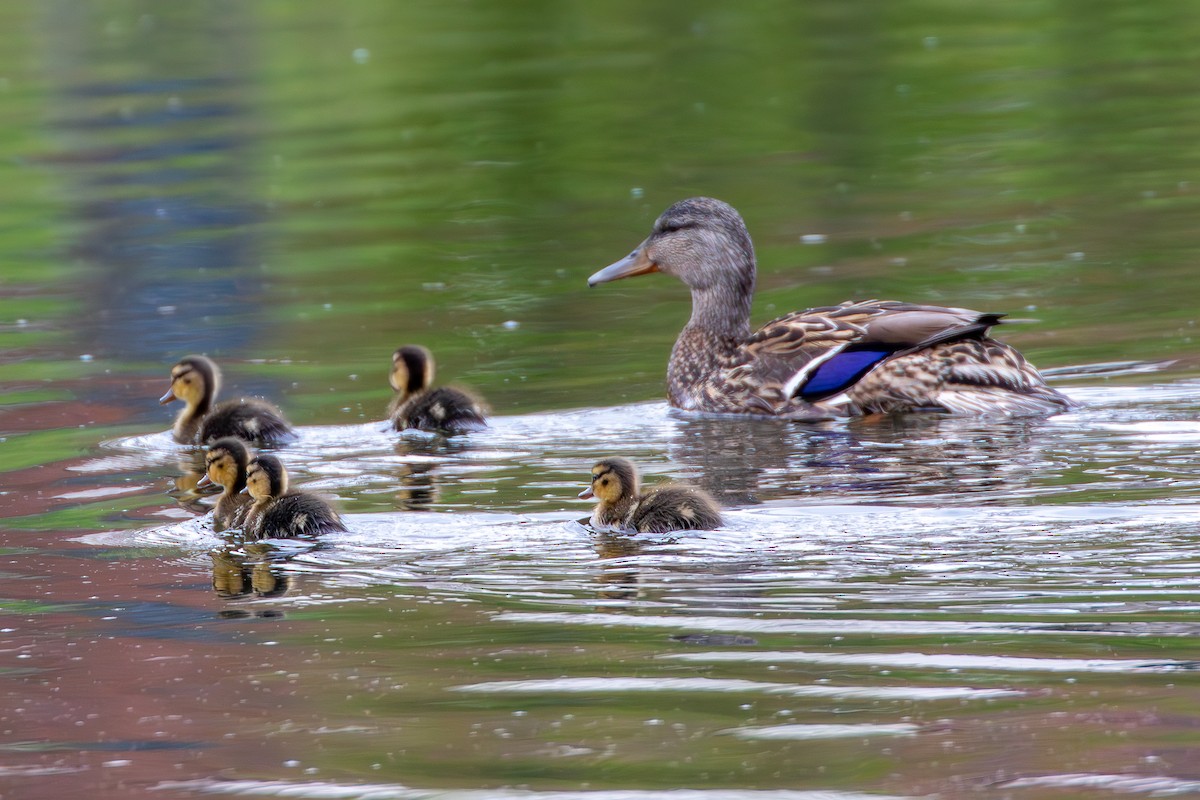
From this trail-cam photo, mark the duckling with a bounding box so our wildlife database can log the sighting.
[388,345,487,433]
[160,355,295,445]
[242,454,346,539]
[579,457,724,534]
[196,437,253,532]
[588,197,1074,418]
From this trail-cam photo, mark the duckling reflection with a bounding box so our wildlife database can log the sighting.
[394,459,439,511]
[165,450,212,513]
[160,354,294,445]
[242,454,347,539]
[592,532,644,601]
[388,345,487,434]
[197,437,252,531]
[211,542,292,600]
[581,457,723,533]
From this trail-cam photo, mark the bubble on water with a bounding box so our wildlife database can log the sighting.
[502,320,520,330]
[353,48,370,64]
[630,187,644,198]
[801,234,827,244]
[80,354,93,362]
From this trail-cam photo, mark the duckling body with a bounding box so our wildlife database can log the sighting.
[197,437,253,531]
[243,454,346,539]
[580,457,723,534]
[588,198,1073,418]
[388,345,487,433]
[161,355,295,445]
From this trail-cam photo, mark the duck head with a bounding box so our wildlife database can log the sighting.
[579,457,640,503]
[161,355,220,411]
[390,345,435,400]
[200,437,251,491]
[245,454,289,500]
[587,197,756,298]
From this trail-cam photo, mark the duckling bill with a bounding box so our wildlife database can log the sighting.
[388,345,487,433]
[589,197,1074,418]
[161,355,295,445]
[580,457,723,534]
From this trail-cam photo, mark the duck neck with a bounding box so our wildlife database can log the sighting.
[593,496,636,529]
[667,276,754,405]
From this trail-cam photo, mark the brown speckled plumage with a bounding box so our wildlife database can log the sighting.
[588,197,1074,418]
[388,345,488,433]
[580,457,723,534]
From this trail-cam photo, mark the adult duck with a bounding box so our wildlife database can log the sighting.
[588,197,1073,418]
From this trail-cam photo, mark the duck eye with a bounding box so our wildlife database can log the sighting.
[600,478,609,486]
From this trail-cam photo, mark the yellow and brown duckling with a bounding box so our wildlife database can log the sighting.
[196,437,253,532]
[589,197,1074,418]
[579,457,723,534]
[242,454,346,539]
[388,345,487,433]
[161,355,295,445]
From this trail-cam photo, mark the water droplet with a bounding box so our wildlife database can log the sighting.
[502,320,520,330]
[352,48,370,64]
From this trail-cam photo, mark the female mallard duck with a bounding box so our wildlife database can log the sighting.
[588,197,1074,418]
[160,355,295,445]
[579,457,723,534]
[388,345,488,433]
[196,436,253,532]
[241,454,346,539]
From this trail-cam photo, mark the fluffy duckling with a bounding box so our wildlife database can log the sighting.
[160,355,295,445]
[388,345,487,433]
[579,457,724,534]
[242,454,346,539]
[196,437,253,532]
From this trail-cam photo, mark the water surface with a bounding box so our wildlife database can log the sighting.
[3,2,1200,799]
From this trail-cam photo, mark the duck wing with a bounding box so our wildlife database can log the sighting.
[732,300,1004,403]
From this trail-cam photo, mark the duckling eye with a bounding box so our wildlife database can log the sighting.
[600,478,609,486]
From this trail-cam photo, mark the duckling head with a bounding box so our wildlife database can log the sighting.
[200,437,251,491]
[578,457,640,504]
[160,355,220,412]
[587,197,755,300]
[390,345,436,399]
[246,454,289,501]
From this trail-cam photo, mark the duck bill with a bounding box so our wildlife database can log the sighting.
[159,387,177,405]
[196,474,213,489]
[587,244,658,287]
[578,487,594,500]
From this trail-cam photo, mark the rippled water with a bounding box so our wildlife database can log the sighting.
[6,2,1200,799]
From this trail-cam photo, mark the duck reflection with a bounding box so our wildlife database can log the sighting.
[211,542,292,600]
[393,459,440,511]
[390,434,477,511]
[669,411,1062,505]
[164,450,212,514]
[592,532,644,601]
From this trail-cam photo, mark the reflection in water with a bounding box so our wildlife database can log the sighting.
[671,410,1068,506]
[210,542,294,600]
[592,531,644,601]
